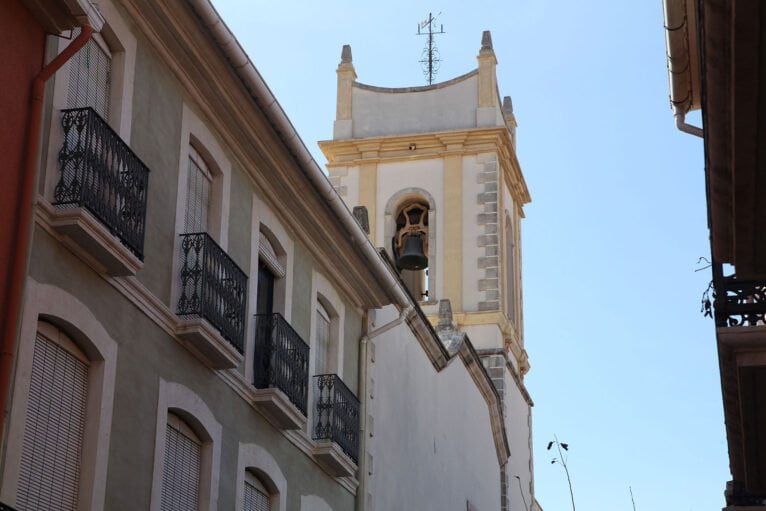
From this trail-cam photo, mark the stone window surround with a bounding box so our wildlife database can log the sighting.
[1,279,118,511]
[235,443,287,511]
[383,187,437,304]
[149,380,222,511]
[169,103,232,312]
[42,0,138,202]
[244,196,296,383]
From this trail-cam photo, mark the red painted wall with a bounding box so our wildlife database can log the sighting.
[0,1,45,314]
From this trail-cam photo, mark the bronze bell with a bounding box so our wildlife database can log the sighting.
[397,233,428,270]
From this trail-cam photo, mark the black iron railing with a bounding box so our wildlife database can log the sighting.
[54,107,149,259]
[253,313,310,415]
[313,374,359,463]
[177,233,247,352]
[713,263,766,327]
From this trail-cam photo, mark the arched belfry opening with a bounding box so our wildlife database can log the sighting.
[393,201,430,300]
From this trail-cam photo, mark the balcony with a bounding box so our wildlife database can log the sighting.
[176,232,247,369]
[713,263,766,498]
[312,374,359,477]
[252,313,309,429]
[52,107,149,276]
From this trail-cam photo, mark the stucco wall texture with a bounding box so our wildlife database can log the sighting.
[368,306,502,511]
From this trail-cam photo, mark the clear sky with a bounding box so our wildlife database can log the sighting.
[213,1,725,509]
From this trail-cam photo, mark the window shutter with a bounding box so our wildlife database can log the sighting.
[243,473,271,511]
[184,147,212,234]
[161,415,201,511]
[315,303,331,375]
[17,331,88,511]
[67,27,112,121]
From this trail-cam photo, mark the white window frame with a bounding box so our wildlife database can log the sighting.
[42,0,137,202]
[235,443,286,511]
[149,380,222,511]
[1,279,118,511]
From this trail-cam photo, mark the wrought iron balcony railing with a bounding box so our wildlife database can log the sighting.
[713,263,766,327]
[253,313,310,415]
[177,233,247,352]
[54,107,149,259]
[313,374,359,463]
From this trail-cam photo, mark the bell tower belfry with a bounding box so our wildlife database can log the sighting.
[321,31,531,366]
[321,31,538,511]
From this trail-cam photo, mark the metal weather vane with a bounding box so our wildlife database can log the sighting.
[417,12,445,85]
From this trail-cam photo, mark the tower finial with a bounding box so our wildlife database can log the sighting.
[503,96,514,114]
[481,30,493,52]
[341,44,353,64]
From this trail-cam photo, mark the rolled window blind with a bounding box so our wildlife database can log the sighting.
[161,414,201,511]
[67,27,112,121]
[243,473,271,511]
[17,331,88,511]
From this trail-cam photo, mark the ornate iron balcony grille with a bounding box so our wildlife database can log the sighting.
[253,313,310,414]
[177,233,247,352]
[713,263,766,327]
[313,374,359,463]
[54,107,149,259]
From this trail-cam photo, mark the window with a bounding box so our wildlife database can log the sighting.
[67,27,112,120]
[315,301,331,375]
[161,413,202,511]
[243,472,271,511]
[185,146,213,234]
[16,324,88,511]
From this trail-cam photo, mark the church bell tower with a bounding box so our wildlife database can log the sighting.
[321,31,530,369]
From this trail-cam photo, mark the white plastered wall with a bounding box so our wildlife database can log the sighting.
[350,74,479,138]
[365,305,501,511]
[505,373,534,511]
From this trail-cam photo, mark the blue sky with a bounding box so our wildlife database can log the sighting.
[213,1,724,509]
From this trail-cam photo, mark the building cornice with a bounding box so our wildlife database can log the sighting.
[320,127,531,207]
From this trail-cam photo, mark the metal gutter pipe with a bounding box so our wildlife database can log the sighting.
[0,25,94,443]
[676,112,704,138]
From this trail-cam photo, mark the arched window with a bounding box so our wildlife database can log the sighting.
[243,471,272,511]
[16,322,89,511]
[315,300,332,375]
[184,145,214,234]
[394,201,430,300]
[67,27,112,121]
[161,413,202,511]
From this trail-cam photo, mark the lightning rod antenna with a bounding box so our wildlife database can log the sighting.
[417,12,446,85]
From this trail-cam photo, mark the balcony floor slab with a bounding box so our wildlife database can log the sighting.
[176,317,243,369]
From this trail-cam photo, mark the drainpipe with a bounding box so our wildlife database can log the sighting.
[0,25,94,443]
[356,306,414,511]
[675,112,703,138]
